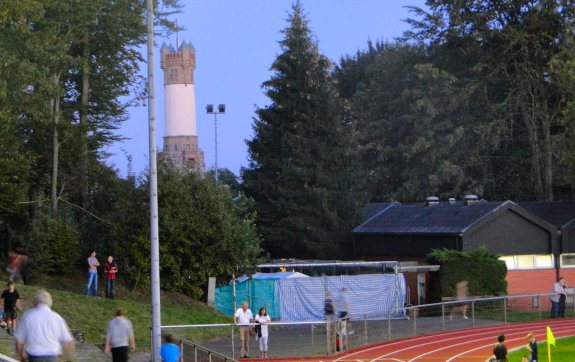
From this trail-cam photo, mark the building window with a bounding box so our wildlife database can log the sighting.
[561,254,575,268]
[516,255,534,269]
[500,255,555,270]
[500,256,515,269]
[169,68,179,82]
[534,255,553,268]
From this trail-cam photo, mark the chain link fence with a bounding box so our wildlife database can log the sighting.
[164,292,573,361]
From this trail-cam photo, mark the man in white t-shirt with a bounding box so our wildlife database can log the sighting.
[234,301,253,358]
[14,290,75,362]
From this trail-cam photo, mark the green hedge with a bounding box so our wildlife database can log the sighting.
[426,247,507,302]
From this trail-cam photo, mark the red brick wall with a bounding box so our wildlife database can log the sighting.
[506,269,557,311]
[506,269,557,295]
[557,268,575,288]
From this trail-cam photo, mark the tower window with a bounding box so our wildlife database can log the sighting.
[169,68,179,82]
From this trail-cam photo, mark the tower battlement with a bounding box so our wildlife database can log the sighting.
[160,42,196,85]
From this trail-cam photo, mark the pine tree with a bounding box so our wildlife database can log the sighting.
[242,2,364,259]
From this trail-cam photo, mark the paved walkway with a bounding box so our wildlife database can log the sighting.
[0,329,151,361]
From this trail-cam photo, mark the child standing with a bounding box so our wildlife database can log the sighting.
[160,334,181,362]
[0,281,21,335]
[255,307,271,358]
[526,332,538,362]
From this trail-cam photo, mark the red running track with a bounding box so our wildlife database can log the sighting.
[255,318,575,362]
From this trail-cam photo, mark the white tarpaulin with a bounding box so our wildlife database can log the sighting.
[276,273,406,321]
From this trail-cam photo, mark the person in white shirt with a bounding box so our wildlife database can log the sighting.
[13,290,75,362]
[255,307,271,358]
[234,301,253,358]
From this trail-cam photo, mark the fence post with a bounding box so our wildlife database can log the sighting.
[326,319,331,355]
[441,303,445,331]
[344,319,349,351]
[311,323,315,354]
[230,324,235,360]
[364,315,368,346]
[413,306,417,336]
[503,297,507,323]
[472,300,475,328]
[387,310,392,341]
[538,295,541,320]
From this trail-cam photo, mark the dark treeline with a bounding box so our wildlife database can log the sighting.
[243,0,575,259]
[335,0,575,203]
[0,1,261,298]
[1,1,575,292]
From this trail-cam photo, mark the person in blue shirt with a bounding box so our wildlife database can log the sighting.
[160,334,180,362]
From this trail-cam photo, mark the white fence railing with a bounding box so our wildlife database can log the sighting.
[162,292,573,361]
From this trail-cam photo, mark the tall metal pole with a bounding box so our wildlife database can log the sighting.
[206,104,225,181]
[146,1,162,360]
[214,113,218,182]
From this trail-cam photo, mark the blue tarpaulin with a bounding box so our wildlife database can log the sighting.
[215,272,406,321]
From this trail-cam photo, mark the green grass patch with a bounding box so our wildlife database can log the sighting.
[473,308,574,323]
[11,284,232,352]
[508,336,575,362]
[0,342,10,356]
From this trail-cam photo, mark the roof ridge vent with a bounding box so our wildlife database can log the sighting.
[425,196,440,207]
[464,194,479,205]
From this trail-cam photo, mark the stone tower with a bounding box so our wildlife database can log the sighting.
[159,41,205,171]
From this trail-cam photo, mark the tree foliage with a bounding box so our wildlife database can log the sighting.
[337,0,575,202]
[152,167,263,298]
[243,2,365,259]
[427,247,507,301]
[0,0,181,219]
[0,0,264,299]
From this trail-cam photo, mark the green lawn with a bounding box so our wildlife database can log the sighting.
[11,284,231,352]
[508,336,575,362]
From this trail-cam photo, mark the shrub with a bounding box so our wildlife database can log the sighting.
[427,247,507,301]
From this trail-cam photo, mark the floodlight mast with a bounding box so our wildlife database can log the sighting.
[206,104,226,182]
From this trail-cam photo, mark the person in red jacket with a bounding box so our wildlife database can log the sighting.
[104,255,118,299]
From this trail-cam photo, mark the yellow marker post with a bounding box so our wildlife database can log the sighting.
[546,326,556,362]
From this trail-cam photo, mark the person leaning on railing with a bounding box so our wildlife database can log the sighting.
[550,277,567,318]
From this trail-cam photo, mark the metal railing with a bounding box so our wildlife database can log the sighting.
[180,338,237,362]
[162,292,572,361]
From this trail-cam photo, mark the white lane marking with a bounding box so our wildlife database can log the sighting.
[354,320,575,362]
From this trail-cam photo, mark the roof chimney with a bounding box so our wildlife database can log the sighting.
[463,194,479,205]
[425,196,440,207]
[448,197,456,205]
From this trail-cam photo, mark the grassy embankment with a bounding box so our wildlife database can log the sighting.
[0,279,231,353]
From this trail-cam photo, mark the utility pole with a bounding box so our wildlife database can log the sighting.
[146,0,161,360]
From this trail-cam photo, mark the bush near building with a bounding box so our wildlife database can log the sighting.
[427,247,507,301]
